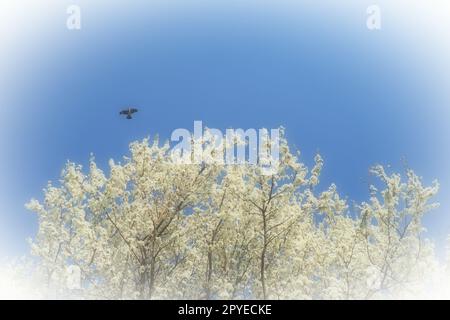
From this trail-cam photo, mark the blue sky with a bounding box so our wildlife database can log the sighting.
[1,1,450,257]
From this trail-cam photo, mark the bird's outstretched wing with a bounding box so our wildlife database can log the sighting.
[119,110,129,115]
[130,108,138,114]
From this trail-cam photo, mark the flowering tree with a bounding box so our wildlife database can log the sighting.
[25,132,440,299]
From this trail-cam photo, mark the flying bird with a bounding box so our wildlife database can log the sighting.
[120,108,138,119]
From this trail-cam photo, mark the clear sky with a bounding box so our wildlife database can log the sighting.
[1,1,450,258]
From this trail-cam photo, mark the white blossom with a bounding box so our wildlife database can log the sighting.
[19,132,445,299]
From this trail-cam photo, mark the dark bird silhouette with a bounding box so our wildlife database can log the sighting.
[120,108,138,119]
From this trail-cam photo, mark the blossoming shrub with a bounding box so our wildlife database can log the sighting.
[25,134,441,299]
